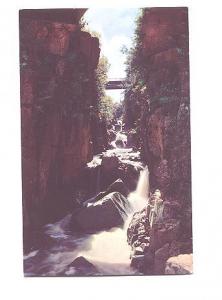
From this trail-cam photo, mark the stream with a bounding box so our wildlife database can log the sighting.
[24,121,149,276]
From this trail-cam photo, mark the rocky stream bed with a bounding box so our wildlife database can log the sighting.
[24,122,192,276]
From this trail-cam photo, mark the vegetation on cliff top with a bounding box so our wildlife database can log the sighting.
[96,55,114,124]
[123,8,150,130]
[81,20,116,124]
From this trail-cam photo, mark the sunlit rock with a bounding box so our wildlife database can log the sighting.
[165,254,193,275]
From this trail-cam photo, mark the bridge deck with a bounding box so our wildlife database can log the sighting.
[106,78,126,90]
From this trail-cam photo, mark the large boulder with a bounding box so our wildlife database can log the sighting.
[101,156,119,172]
[107,129,116,143]
[83,178,129,206]
[115,124,121,131]
[70,192,131,233]
[126,189,190,275]
[165,254,193,275]
[115,139,125,148]
[101,178,129,197]
[99,155,140,192]
[64,256,99,276]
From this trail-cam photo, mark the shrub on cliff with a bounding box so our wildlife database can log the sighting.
[96,55,114,124]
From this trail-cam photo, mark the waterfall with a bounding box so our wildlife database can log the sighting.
[136,166,149,198]
[112,119,128,148]
[24,164,150,276]
[127,166,149,214]
[78,166,150,275]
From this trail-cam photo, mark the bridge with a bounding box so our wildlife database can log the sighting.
[106,78,126,90]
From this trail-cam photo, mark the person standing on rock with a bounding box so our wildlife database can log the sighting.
[148,190,164,227]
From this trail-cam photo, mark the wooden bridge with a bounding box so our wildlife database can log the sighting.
[106,78,126,90]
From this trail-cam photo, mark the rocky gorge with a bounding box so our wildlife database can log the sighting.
[20,8,192,276]
[20,9,108,239]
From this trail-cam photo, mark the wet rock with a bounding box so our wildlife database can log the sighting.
[126,189,186,275]
[165,254,193,275]
[128,211,144,241]
[107,129,116,144]
[65,256,99,276]
[115,139,125,148]
[95,152,141,193]
[70,192,130,233]
[104,178,129,197]
[118,163,141,191]
[101,156,119,172]
[127,208,149,246]
[154,243,170,274]
[23,229,55,255]
[115,124,121,131]
[83,179,129,206]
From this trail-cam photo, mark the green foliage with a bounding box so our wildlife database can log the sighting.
[98,95,114,122]
[113,101,124,120]
[96,55,110,101]
[80,18,102,44]
[95,55,114,123]
[123,8,150,129]
[124,7,189,128]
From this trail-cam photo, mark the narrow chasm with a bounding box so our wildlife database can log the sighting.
[21,8,192,276]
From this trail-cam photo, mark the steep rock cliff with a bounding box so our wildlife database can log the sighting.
[125,8,192,243]
[20,9,106,233]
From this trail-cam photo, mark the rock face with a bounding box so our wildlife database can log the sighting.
[81,151,143,199]
[140,7,191,224]
[142,8,192,245]
[19,9,106,233]
[125,8,192,256]
[70,192,130,233]
[127,190,192,275]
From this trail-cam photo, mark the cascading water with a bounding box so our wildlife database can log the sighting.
[23,118,150,276]
[23,163,149,276]
[129,166,149,212]
[77,166,150,275]
[111,119,128,149]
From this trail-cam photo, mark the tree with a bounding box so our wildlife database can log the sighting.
[99,95,114,122]
[123,8,150,129]
[96,55,114,124]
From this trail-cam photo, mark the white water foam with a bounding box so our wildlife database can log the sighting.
[78,167,150,275]
[24,162,149,276]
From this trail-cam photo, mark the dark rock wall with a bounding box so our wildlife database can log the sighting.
[125,8,192,240]
[19,10,105,231]
[140,8,190,193]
